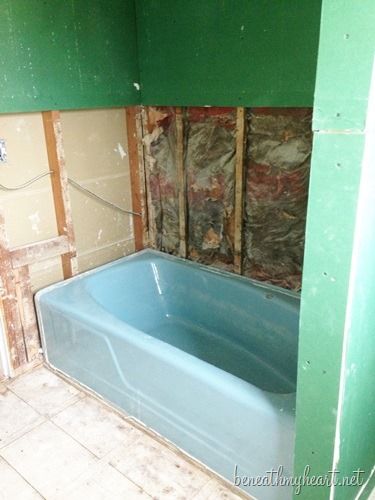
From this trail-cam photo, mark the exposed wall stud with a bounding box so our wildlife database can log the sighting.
[10,236,70,269]
[42,111,77,278]
[125,107,146,251]
[0,212,27,369]
[14,266,40,362]
[141,107,158,248]
[234,107,246,274]
[136,108,150,247]
[175,107,188,258]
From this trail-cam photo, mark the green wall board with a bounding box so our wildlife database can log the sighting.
[313,1,375,131]
[333,59,375,500]
[294,133,363,498]
[0,0,140,113]
[136,0,322,107]
[294,0,375,498]
[0,1,322,112]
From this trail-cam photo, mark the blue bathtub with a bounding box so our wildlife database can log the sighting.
[35,250,299,499]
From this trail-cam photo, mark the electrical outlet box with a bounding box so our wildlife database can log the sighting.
[0,139,7,163]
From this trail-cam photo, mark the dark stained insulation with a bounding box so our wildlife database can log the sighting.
[144,107,312,291]
[243,108,312,290]
[185,108,236,270]
[146,108,179,254]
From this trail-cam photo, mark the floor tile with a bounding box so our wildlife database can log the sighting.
[0,457,42,499]
[0,420,97,498]
[53,460,151,500]
[7,367,82,417]
[1,368,249,500]
[107,433,210,499]
[0,390,44,448]
[52,396,143,458]
[193,479,246,499]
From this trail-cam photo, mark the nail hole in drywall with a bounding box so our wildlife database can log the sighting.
[322,370,327,375]
[336,162,342,169]
[323,272,328,277]
[336,112,341,118]
[306,360,311,366]
[344,33,350,39]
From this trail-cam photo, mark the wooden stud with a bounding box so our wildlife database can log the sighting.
[0,212,27,369]
[141,107,158,248]
[14,266,41,363]
[135,108,150,247]
[175,107,188,258]
[0,300,11,379]
[234,107,246,274]
[42,111,77,278]
[10,235,70,269]
[125,107,146,251]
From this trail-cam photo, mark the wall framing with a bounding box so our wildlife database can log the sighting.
[0,106,145,376]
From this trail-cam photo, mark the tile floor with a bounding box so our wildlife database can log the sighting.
[0,366,248,500]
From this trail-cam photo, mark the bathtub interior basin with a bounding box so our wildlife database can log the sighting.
[85,253,298,394]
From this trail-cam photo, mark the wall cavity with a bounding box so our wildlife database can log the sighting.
[144,106,312,290]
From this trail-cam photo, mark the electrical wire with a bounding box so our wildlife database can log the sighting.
[0,171,53,191]
[0,171,141,217]
[67,178,141,216]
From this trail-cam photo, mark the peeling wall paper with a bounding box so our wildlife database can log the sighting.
[244,108,312,290]
[145,107,312,290]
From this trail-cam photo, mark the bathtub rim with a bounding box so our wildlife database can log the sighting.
[34,248,300,303]
[35,249,300,399]
[35,249,300,395]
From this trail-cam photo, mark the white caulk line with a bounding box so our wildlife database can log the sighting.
[355,465,375,500]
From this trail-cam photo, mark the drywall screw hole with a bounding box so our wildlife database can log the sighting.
[311,451,315,455]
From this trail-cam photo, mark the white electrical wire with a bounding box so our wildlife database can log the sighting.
[0,171,141,217]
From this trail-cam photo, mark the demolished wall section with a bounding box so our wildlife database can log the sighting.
[186,108,236,270]
[145,106,312,290]
[146,107,180,254]
[243,108,312,290]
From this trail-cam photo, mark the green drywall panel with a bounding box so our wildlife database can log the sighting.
[0,0,140,113]
[333,62,375,500]
[294,134,363,498]
[294,0,375,498]
[136,0,322,107]
[336,238,375,498]
[313,1,375,131]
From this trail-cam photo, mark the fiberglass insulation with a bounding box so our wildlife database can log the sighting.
[145,107,312,290]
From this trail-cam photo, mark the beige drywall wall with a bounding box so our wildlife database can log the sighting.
[0,108,135,292]
[0,112,63,290]
[61,108,135,272]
